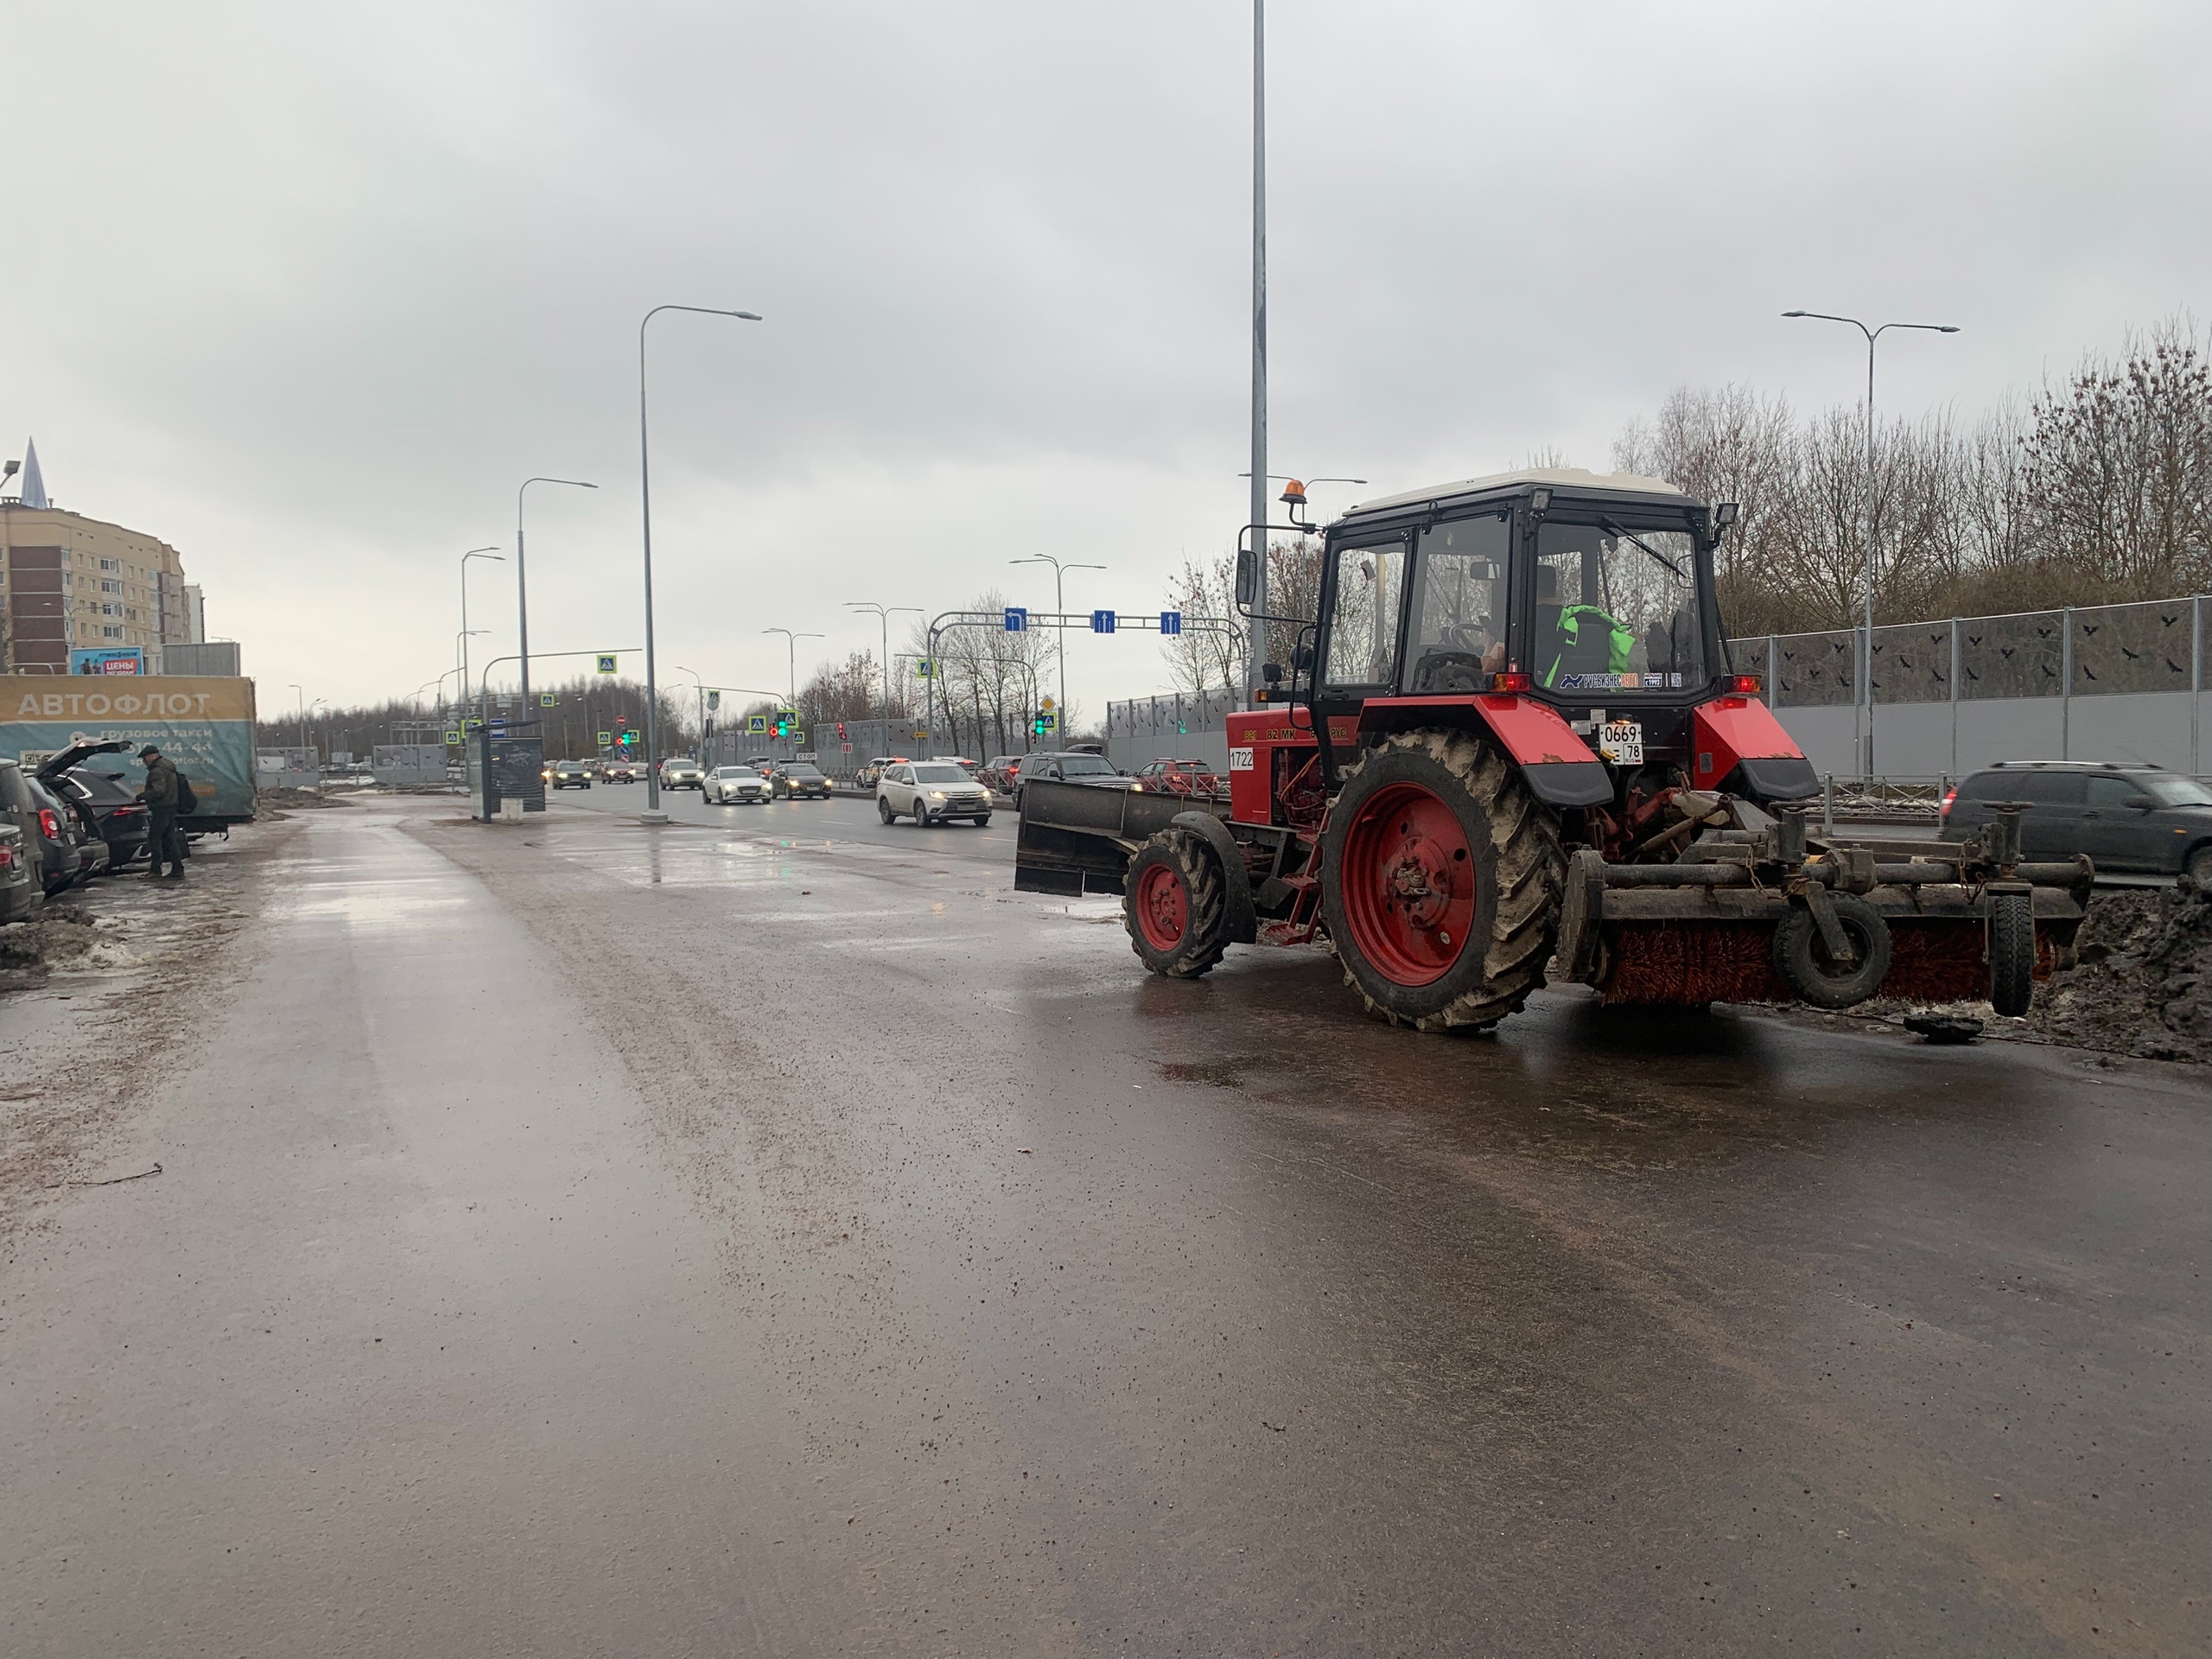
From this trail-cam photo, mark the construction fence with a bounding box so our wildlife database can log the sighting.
[1103,594,2212,782]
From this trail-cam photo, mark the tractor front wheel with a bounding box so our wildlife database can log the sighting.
[1124,827,1232,979]
[1321,730,1565,1031]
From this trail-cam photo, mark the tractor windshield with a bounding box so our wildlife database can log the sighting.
[1532,520,1707,692]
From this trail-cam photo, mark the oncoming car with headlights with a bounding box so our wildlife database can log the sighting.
[704,765,772,804]
[877,760,992,826]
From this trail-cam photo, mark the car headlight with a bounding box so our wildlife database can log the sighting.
[930,790,946,798]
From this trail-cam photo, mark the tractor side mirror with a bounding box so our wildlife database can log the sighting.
[1262,662,1285,684]
[1290,641,1313,671]
[1234,545,1256,607]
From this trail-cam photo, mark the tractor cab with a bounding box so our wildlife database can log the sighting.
[1285,468,1809,815]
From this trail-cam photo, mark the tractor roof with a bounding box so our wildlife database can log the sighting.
[1339,467,1688,524]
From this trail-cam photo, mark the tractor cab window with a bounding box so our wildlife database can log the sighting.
[1532,520,1706,692]
[1405,513,1509,693]
[1322,537,1407,690]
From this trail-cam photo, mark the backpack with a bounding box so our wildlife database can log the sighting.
[174,770,199,813]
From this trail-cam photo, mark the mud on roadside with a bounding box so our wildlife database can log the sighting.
[0,818,302,1263]
[1854,878,2212,1064]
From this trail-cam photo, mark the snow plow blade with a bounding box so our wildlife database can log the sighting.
[1013,779,1208,897]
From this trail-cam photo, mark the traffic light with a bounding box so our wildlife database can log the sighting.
[774,709,795,738]
[836,721,848,741]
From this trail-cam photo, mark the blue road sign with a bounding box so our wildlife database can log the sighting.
[1004,606,1028,632]
[1091,609,1116,634]
[1160,610,1183,636]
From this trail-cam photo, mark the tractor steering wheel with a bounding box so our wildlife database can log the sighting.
[1408,651,1491,694]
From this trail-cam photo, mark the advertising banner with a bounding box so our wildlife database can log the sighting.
[69,646,146,675]
[2,677,259,821]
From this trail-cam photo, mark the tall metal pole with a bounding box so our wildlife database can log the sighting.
[1782,311,1958,779]
[844,602,923,720]
[637,303,762,819]
[517,477,596,713]
[1861,334,1878,781]
[459,547,501,742]
[1010,556,1103,733]
[1248,0,1268,702]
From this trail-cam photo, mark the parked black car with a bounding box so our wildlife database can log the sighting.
[16,772,86,893]
[0,823,39,923]
[36,740,150,871]
[1942,761,2212,881]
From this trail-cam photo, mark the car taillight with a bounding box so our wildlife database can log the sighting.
[0,843,14,871]
[1941,788,1956,816]
[1728,673,1764,696]
[116,804,147,817]
[38,809,60,840]
[1490,671,1533,693]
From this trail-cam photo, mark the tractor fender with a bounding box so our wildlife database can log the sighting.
[1357,695,1613,808]
[1170,811,1258,944]
[1694,696,1819,802]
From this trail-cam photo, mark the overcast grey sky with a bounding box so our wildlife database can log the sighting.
[4,2,2206,717]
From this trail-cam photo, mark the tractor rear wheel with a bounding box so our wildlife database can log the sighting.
[1320,730,1566,1031]
[1124,827,1231,979]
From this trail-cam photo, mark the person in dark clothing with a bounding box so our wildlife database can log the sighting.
[137,744,187,878]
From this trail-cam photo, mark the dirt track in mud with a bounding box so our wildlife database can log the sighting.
[1,794,2204,1656]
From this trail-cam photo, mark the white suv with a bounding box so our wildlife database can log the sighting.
[658,757,704,791]
[878,760,991,826]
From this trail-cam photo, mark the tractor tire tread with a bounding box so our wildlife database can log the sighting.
[1126,827,1231,979]
[1331,729,1566,1032]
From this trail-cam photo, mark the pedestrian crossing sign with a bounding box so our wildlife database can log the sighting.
[747,714,769,735]
[444,729,461,745]
[595,654,618,675]
[596,730,611,745]
[539,693,556,707]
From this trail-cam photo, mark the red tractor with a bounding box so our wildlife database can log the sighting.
[1015,469,2090,1027]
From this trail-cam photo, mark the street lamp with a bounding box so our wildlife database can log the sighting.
[290,683,306,751]
[517,476,596,712]
[459,547,502,721]
[844,602,924,717]
[674,664,705,762]
[1782,310,1960,779]
[761,628,823,706]
[1008,555,1106,722]
[637,302,763,820]
[450,632,487,721]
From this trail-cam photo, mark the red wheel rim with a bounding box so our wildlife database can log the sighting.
[1338,780,1478,987]
[1135,861,1188,951]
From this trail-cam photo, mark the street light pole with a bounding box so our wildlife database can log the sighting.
[761,627,823,707]
[1009,555,1106,726]
[1783,311,1960,779]
[458,547,502,725]
[291,683,306,751]
[844,602,924,719]
[638,302,763,820]
[1248,0,1268,699]
[516,476,596,713]
[675,664,704,763]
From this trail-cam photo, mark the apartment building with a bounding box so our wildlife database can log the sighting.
[1,446,201,673]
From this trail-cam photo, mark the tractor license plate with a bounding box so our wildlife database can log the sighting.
[1598,720,1643,765]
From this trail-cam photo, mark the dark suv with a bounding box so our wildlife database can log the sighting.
[1942,761,2212,881]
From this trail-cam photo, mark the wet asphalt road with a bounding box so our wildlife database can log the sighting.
[2,793,2205,1656]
